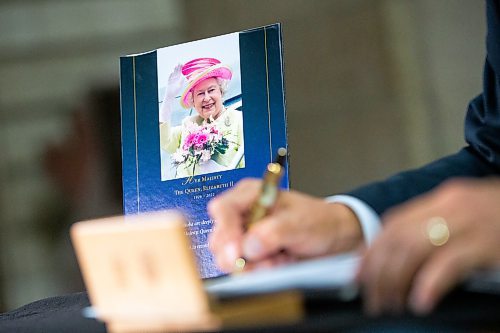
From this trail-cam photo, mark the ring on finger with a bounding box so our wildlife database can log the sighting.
[426,216,450,247]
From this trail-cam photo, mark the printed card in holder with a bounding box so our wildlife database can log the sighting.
[70,212,218,332]
[70,212,304,333]
[120,24,289,278]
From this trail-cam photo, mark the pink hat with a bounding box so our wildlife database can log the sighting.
[179,58,232,109]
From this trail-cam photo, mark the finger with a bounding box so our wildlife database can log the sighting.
[240,197,327,261]
[361,189,454,315]
[171,63,182,76]
[377,240,425,315]
[359,236,391,316]
[208,179,261,271]
[241,210,292,261]
[209,179,262,244]
[242,194,353,261]
[359,221,433,316]
[409,232,496,315]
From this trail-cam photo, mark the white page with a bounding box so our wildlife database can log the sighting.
[204,252,360,298]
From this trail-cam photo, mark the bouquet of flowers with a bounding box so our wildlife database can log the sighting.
[172,121,230,175]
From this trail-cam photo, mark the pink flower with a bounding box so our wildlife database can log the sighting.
[183,133,197,150]
[194,133,208,148]
[173,120,232,172]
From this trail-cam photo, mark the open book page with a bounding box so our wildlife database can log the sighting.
[205,252,361,298]
[206,252,500,299]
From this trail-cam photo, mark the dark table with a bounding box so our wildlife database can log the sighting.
[1,288,499,332]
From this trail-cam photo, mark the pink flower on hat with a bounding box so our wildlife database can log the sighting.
[179,58,232,109]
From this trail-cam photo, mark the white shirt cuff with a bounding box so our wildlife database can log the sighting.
[325,195,382,246]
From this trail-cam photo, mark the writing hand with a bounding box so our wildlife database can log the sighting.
[208,178,363,273]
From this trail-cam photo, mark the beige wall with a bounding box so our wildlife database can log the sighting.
[184,0,407,195]
[185,0,485,195]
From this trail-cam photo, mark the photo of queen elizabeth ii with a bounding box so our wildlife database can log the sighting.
[158,36,244,181]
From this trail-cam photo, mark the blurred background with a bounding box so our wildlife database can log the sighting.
[0,0,485,311]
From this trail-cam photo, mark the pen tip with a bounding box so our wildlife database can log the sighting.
[235,257,246,271]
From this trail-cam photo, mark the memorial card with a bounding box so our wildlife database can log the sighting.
[120,24,288,277]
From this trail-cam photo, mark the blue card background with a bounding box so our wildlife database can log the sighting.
[120,24,288,278]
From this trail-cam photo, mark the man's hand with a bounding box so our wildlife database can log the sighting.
[358,178,500,316]
[208,178,364,273]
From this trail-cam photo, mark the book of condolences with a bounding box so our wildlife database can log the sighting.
[120,24,288,278]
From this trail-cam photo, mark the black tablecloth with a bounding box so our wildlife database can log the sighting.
[0,292,105,333]
[1,288,499,332]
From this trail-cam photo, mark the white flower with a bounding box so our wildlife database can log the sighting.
[200,149,212,163]
[172,150,186,163]
[185,121,200,133]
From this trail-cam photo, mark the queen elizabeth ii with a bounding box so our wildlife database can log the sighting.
[159,58,245,179]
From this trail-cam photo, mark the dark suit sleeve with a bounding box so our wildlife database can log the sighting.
[346,0,500,216]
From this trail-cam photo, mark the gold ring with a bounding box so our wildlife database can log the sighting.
[426,216,450,246]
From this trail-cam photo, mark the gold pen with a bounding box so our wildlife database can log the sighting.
[234,148,287,271]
